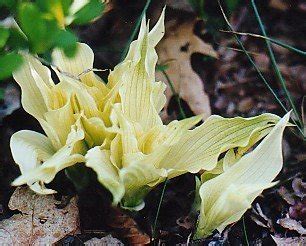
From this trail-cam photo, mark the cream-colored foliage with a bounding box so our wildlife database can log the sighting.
[194,112,290,239]
[11,42,113,193]
[11,120,86,194]
[11,8,287,218]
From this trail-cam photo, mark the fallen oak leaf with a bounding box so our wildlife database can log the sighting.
[156,18,218,120]
[0,187,79,245]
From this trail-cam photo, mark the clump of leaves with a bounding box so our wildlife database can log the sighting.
[0,0,105,80]
[10,9,291,239]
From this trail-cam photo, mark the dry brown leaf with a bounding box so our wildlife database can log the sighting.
[156,19,218,120]
[0,187,79,245]
[271,235,306,246]
[292,178,306,199]
[278,186,296,205]
[277,217,306,235]
[176,215,193,230]
[250,203,273,230]
[269,0,290,11]
[84,235,123,245]
[106,207,150,245]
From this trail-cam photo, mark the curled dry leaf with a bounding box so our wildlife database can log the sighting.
[106,207,150,245]
[250,203,273,230]
[292,178,306,199]
[277,217,306,235]
[176,215,194,230]
[0,187,79,245]
[278,186,296,205]
[156,18,218,120]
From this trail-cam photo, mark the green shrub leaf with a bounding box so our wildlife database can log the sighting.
[73,0,105,25]
[0,52,23,80]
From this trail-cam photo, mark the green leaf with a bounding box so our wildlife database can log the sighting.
[156,64,169,72]
[36,0,72,14]
[7,27,29,50]
[73,0,104,25]
[0,0,17,10]
[54,29,77,57]
[0,88,4,99]
[0,27,9,49]
[18,3,59,53]
[0,52,23,80]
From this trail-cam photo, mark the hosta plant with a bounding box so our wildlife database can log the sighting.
[193,112,290,239]
[10,8,290,236]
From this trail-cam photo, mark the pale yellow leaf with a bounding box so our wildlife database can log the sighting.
[194,112,290,239]
[160,113,280,172]
[85,147,124,205]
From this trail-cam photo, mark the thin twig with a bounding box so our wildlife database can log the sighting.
[220,30,306,56]
[224,46,261,56]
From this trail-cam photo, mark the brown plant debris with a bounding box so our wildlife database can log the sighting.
[156,18,218,120]
[106,207,150,245]
[0,187,79,245]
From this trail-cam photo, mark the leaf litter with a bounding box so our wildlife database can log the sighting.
[0,187,79,245]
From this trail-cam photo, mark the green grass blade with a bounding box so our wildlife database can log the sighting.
[152,179,168,242]
[161,69,187,119]
[120,0,152,61]
[218,1,287,112]
[218,0,305,137]
[220,30,306,56]
[251,0,303,130]
[242,216,250,246]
